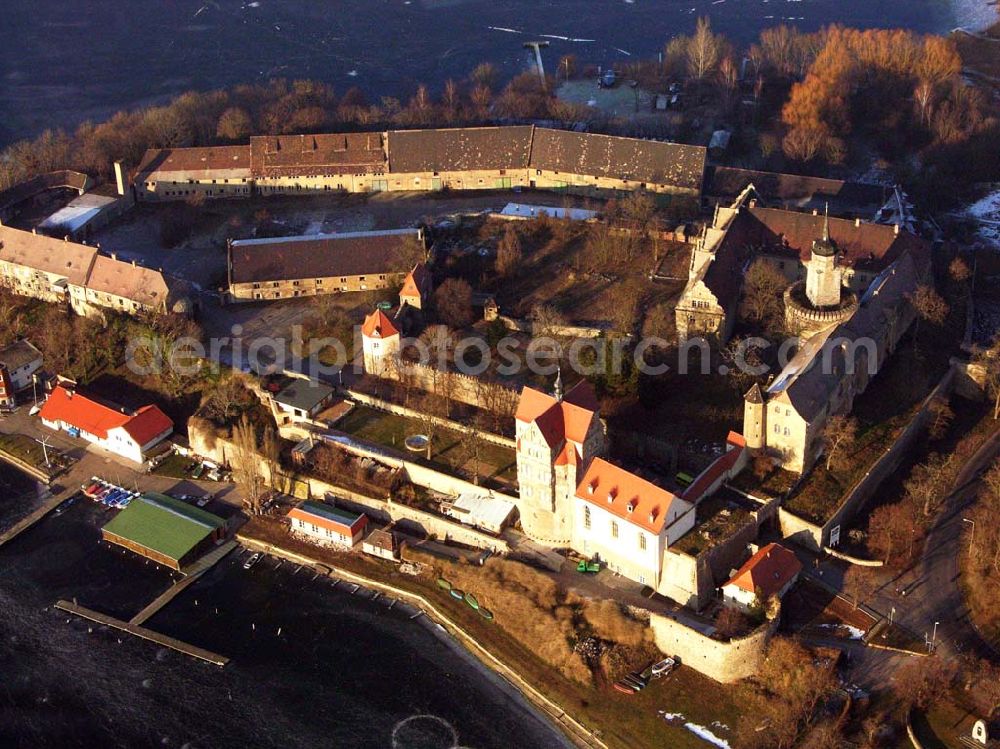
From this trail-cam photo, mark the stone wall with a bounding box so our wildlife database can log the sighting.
[378,361,521,415]
[649,604,780,683]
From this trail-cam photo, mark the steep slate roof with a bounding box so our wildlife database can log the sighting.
[250,132,386,177]
[40,385,172,442]
[742,206,927,271]
[135,146,252,178]
[364,527,397,552]
[289,500,368,534]
[0,340,43,371]
[767,253,921,421]
[86,255,176,308]
[273,379,335,413]
[0,226,97,286]
[705,167,887,208]
[725,542,802,599]
[362,309,399,338]
[528,129,706,190]
[387,126,535,172]
[229,229,419,284]
[575,457,692,535]
[102,492,224,563]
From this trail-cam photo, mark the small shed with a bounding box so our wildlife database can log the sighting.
[362,527,400,561]
[445,493,517,534]
[709,130,732,160]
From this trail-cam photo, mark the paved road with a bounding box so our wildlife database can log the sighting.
[863,427,1000,660]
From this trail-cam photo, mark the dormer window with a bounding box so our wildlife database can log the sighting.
[648,511,656,524]
[588,480,597,495]
[606,489,616,504]
[626,500,635,514]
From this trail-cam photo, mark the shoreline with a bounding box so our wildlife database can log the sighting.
[236,532,605,749]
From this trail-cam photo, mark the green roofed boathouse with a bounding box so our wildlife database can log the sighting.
[101,492,226,571]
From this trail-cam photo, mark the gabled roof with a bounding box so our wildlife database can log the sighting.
[39,385,172,443]
[362,309,399,339]
[85,255,177,308]
[387,126,535,173]
[0,226,97,286]
[229,229,418,284]
[102,492,224,563]
[250,132,386,177]
[135,146,252,178]
[742,206,927,271]
[399,263,431,300]
[119,405,173,446]
[528,129,706,190]
[0,339,43,372]
[575,457,692,535]
[724,543,802,599]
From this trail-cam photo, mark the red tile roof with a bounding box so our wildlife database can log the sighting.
[515,381,599,449]
[725,543,802,600]
[39,386,172,444]
[399,263,431,300]
[121,405,174,446]
[575,458,691,535]
[682,432,746,502]
[362,309,399,339]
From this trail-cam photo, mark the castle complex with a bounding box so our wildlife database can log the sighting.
[676,186,930,473]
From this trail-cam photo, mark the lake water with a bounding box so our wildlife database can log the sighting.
[0,0,974,146]
[0,495,570,748]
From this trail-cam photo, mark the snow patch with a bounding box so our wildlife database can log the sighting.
[965,189,1000,247]
[818,623,865,640]
[685,723,732,748]
[659,711,686,721]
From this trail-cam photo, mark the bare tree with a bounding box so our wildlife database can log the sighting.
[262,424,281,492]
[232,413,265,516]
[686,17,721,84]
[972,336,1000,420]
[822,414,858,471]
[433,278,475,329]
[740,260,788,334]
[926,395,954,440]
[496,224,523,278]
[909,284,949,346]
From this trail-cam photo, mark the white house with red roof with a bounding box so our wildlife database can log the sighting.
[721,542,802,610]
[574,458,695,588]
[39,385,173,463]
[515,374,604,545]
[361,309,401,376]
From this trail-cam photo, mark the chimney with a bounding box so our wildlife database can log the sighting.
[31,228,36,235]
[812,208,818,216]
[64,235,69,241]
[855,218,861,227]
[132,260,137,267]
[894,223,900,235]
[111,252,117,261]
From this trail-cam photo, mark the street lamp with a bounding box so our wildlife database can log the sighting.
[963,517,975,554]
[931,620,939,652]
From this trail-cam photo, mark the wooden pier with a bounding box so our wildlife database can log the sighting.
[55,600,229,667]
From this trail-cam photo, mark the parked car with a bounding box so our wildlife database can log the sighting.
[243,552,262,570]
[599,69,616,88]
[652,656,677,678]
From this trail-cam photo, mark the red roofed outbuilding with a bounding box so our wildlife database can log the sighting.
[722,542,802,610]
[361,309,401,376]
[39,385,173,464]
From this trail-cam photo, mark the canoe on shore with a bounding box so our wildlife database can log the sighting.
[436,578,452,591]
[478,607,494,621]
[449,588,465,600]
[613,681,635,695]
[464,592,479,610]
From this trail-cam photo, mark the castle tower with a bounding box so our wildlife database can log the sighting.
[743,383,766,451]
[514,378,604,545]
[361,309,400,377]
[804,206,842,308]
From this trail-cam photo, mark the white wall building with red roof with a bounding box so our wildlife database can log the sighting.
[361,309,401,377]
[721,542,802,610]
[514,376,604,545]
[574,458,695,589]
[39,385,173,464]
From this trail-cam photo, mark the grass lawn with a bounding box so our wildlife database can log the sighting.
[337,406,517,488]
[912,699,978,749]
[0,432,59,477]
[241,517,746,749]
[151,452,196,480]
